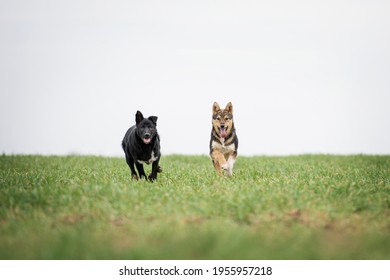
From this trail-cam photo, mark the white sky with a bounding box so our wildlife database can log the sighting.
[1,0,389,156]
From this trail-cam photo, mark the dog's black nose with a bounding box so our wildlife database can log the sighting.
[220,124,225,128]
[144,133,151,139]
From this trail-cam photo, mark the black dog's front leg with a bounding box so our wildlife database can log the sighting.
[135,162,147,179]
[125,155,139,180]
[148,159,160,181]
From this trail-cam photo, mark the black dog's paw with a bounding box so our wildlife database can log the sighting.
[157,166,163,173]
[148,173,157,181]
[132,174,139,180]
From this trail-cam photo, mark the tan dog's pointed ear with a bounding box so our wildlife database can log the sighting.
[212,102,221,114]
[225,102,233,114]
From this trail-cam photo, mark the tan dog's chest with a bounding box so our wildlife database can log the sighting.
[211,140,236,156]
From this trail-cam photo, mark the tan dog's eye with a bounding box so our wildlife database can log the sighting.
[217,116,221,120]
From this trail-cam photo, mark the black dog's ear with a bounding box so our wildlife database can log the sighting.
[148,116,158,125]
[135,111,144,124]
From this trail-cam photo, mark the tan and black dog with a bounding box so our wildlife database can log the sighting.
[209,102,238,176]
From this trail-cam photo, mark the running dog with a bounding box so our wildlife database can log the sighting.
[122,111,162,181]
[209,102,238,176]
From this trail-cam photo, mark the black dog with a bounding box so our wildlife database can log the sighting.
[122,111,162,181]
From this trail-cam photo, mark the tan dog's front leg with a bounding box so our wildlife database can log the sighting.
[212,159,222,175]
[226,152,236,177]
[211,150,227,175]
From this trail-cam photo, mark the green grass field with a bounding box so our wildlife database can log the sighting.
[0,154,389,259]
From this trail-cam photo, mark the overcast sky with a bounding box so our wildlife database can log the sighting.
[1,0,389,156]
